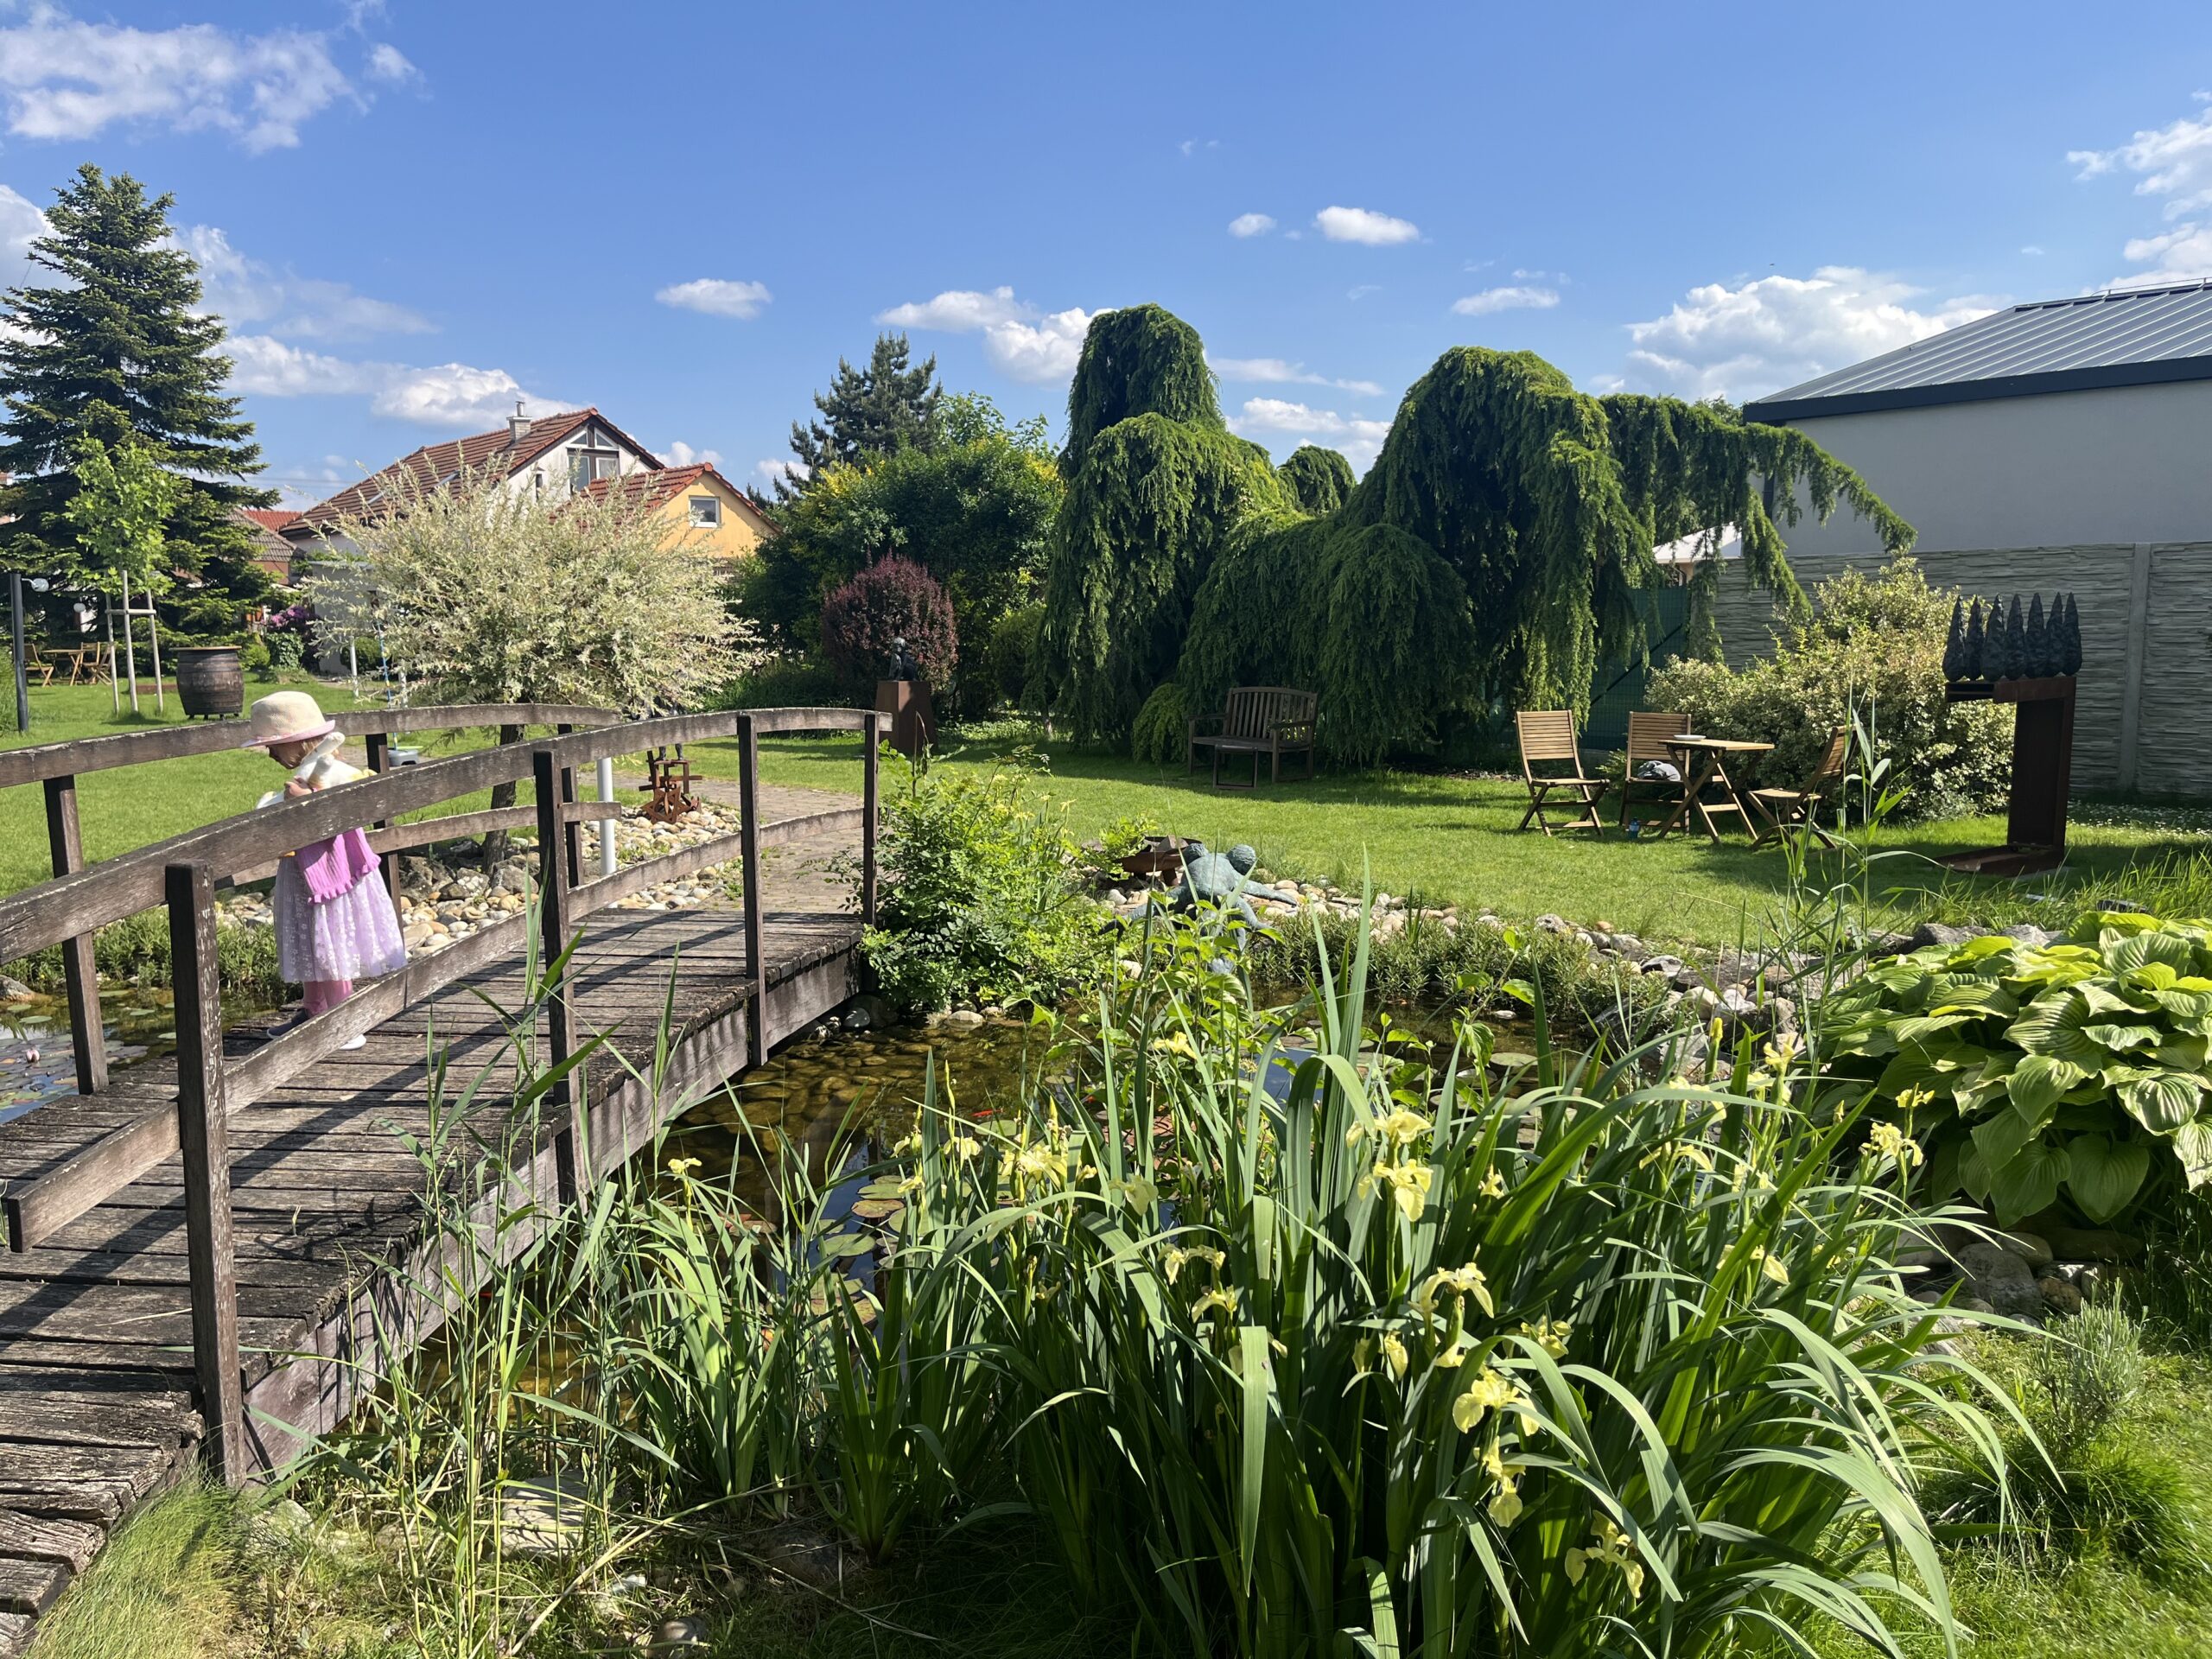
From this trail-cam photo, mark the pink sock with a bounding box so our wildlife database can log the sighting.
[303,978,353,1017]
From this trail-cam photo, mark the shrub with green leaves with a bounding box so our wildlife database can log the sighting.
[1128,681,1189,765]
[1649,559,2009,819]
[1823,912,2212,1227]
[854,753,1107,1013]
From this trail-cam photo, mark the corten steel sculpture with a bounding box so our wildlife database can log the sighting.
[1940,591,2081,877]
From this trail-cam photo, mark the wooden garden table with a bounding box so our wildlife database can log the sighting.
[1657,736,1773,842]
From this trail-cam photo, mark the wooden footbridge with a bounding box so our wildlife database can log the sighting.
[0,704,880,1654]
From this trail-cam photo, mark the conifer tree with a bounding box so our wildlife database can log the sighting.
[1943,597,1967,681]
[1277,444,1356,514]
[0,164,273,623]
[784,333,942,495]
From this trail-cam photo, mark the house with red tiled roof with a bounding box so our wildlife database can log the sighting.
[234,506,301,582]
[281,406,665,551]
[580,462,775,559]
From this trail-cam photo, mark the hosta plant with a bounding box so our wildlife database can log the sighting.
[1822,912,2212,1227]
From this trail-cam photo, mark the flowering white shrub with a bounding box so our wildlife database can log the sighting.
[308,462,761,713]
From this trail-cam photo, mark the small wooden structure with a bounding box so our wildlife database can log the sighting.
[1655,736,1774,842]
[1514,710,1609,836]
[1186,687,1318,789]
[639,746,699,823]
[1939,677,2077,875]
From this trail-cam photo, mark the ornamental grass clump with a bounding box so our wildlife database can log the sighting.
[852,906,2008,1656]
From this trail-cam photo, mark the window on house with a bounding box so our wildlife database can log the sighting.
[568,445,620,488]
[689,495,721,528]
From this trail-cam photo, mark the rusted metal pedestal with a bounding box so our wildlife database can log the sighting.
[875,679,936,760]
[1937,675,2076,877]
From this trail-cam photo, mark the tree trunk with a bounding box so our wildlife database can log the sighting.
[147,601,163,713]
[480,721,525,874]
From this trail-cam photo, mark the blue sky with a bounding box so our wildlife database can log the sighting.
[2,1,2210,505]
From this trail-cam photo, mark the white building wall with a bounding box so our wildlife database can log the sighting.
[1770,378,2212,556]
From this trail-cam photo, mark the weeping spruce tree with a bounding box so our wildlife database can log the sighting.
[1038,306,1288,741]
[1042,308,1912,760]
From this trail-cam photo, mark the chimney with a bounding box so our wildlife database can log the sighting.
[507,398,531,447]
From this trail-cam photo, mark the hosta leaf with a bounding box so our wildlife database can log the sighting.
[2107,927,2202,976]
[1891,1012,1980,1046]
[2006,1053,2088,1119]
[2119,1070,2204,1135]
[1989,1141,2069,1225]
[1972,1105,2041,1173]
[2172,1121,2212,1189]
[1931,982,2019,1018]
[2065,1135,2152,1224]
[1948,935,2019,963]
[2128,961,2183,992]
[2154,982,2212,1021]
[2157,1033,2210,1072]
[2082,1022,2164,1053]
[2005,990,2105,1067]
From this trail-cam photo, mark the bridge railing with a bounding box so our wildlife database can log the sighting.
[0,705,881,1478]
[0,702,622,1097]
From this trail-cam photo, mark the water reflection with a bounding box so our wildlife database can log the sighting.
[0,989,171,1124]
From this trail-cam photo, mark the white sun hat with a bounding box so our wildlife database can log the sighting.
[241,690,337,749]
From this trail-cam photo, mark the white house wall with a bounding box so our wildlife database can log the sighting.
[498,419,656,505]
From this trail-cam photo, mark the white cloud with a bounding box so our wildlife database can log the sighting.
[876,286,1096,385]
[0,6,398,151]
[371,364,563,429]
[227,335,563,429]
[1451,285,1560,316]
[2021,245,2045,257]
[1227,397,1391,472]
[1346,283,1381,302]
[1208,353,1382,397]
[756,457,806,487]
[0,181,46,287]
[877,286,1030,330]
[365,42,416,83]
[2069,98,2212,285]
[1313,205,1420,245]
[181,224,430,340]
[1612,266,1997,402]
[660,441,723,468]
[1227,212,1275,238]
[656,277,772,320]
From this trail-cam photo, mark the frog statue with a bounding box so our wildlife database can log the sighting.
[1170,841,1298,926]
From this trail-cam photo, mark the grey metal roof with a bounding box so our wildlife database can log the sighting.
[1742,280,2212,423]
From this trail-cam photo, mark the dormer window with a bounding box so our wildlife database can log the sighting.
[689,495,721,528]
[569,435,620,488]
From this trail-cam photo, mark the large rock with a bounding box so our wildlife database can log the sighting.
[1910,921,1979,951]
[1993,1230,2054,1269]
[1999,923,2052,949]
[1949,1238,2046,1321]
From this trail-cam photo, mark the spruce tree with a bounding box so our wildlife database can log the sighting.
[1943,597,1967,681]
[0,164,273,625]
[783,333,942,495]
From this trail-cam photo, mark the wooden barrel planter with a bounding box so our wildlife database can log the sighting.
[175,645,245,719]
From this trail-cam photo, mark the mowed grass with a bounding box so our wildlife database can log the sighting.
[8,685,2212,947]
[27,1475,238,1659]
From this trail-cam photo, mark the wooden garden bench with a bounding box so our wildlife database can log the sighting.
[1516,709,1609,836]
[1187,686,1319,789]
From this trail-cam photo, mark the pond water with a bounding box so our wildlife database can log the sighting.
[1,990,175,1125]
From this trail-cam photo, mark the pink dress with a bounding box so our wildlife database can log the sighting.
[269,756,408,986]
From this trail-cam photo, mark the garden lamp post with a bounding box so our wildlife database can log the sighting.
[10,572,49,733]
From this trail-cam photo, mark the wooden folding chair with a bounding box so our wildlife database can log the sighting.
[1618,709,1689,830]
[1750,727,1850,848]
[1516,710,1609,836]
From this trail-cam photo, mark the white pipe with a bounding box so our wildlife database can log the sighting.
[596,755,618,877]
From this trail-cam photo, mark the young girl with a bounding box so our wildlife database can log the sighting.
[244,691,407,1049]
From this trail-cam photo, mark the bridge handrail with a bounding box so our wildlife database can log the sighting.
[2,707,882,1476]
[0,701,621,791]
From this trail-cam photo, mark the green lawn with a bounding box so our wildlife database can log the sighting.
[7,685,2210,948]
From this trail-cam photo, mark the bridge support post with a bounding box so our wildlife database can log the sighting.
[533,747,587,1203]
[43,775,107,1096]
[167,861,244,1483]
[737,714,766,1069]
[861,712,880,925]
[364,730,397,900]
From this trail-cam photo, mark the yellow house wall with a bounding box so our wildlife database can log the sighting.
[653,476,772,559]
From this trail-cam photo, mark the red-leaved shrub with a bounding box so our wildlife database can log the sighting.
[821,556,957,690]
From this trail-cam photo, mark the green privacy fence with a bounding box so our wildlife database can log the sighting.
[1581,584,1689,753]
